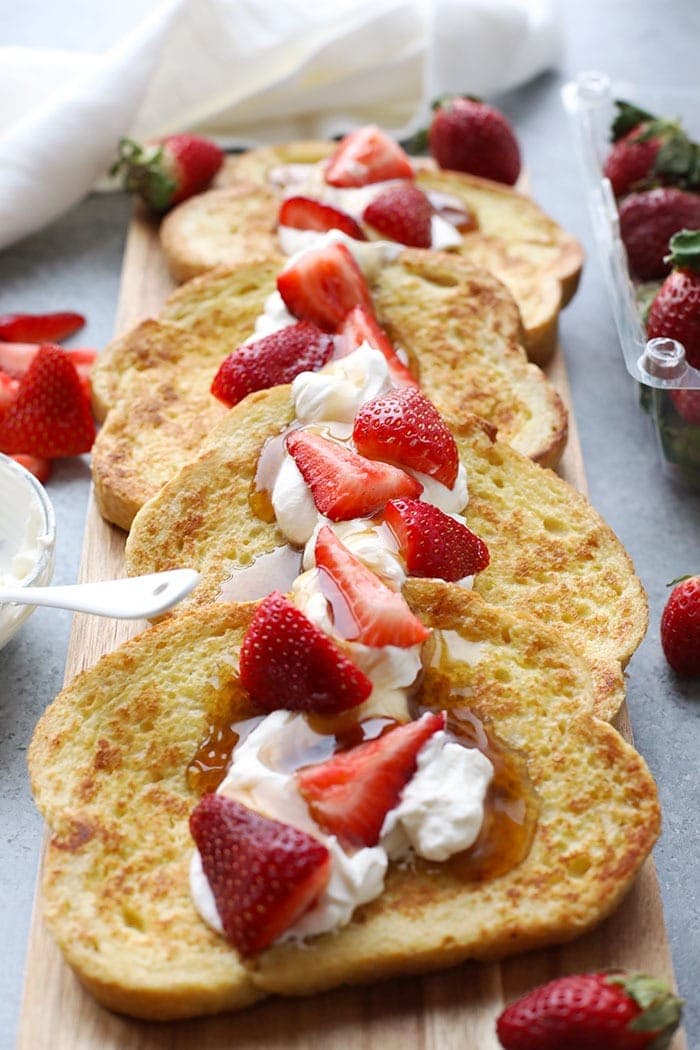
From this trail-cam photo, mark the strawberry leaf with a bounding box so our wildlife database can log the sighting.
[610,99,656,141]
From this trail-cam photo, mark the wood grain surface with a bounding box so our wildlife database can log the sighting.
[18,209,686,1048]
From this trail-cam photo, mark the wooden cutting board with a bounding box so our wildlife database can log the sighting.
[18,210,686,1049]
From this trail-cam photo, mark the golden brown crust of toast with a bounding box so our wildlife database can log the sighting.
[29,588,658,1019]
[176,142,585,366]
[124,385,646,720]
[91,251,567,531]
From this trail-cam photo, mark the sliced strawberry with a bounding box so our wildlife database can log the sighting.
[190,793,331,956]
[314,524,430,647]
[277,241,374,332]
[297,711,445,847]
[339,305,417,387]
[0,343,96,402]
[0,371,20,413]
[0,344,95,458]
[324,125,414,188]
[0,311,84,344]
[286,430,422,520]
[363,183,433,248]
[278,196,366,241]
[211,322,334,407]
[239,590,372,713]
[10,453,52,484]
[353,386,459,488]
[384,498,489,581]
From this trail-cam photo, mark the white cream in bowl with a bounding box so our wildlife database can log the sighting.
[0,454,56,649]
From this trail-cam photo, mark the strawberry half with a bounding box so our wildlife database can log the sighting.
[277,241,374,332]
[384,498,490,581]
[0,343,96,402]
[0,371,19,413]
[353,385,459,488]
[10,453,52,484]
[278,196,366,241]
[363,183,433,248]
[210,322,334,407]
[0,344,95,458]
[314,525,430,647]
[190,793,331,956]
[286,430,422,520]
[324,125,414,188]
[0,311,84,344]
[339,305,416,387]
[297,711,445,847]
[239,591,372,713]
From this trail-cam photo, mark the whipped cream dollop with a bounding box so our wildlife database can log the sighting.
[190,709,493,943]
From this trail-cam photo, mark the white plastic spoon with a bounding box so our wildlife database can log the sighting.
[0,569,200,619]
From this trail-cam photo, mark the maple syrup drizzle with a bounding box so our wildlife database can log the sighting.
[218,545,303,603]
[186,715,263,796]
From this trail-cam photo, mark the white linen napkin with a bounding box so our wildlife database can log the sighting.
[0,0,562,251]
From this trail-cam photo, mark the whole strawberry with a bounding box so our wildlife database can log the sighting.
[603,99,700,198]
[496,971,683,1050]
[661,575,700,676]
[428,95,521,186]
[619,189,700,280]
[111,133,224,212]
[646,229,700,368]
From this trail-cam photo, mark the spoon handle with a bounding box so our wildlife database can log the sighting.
[0,569,200,619]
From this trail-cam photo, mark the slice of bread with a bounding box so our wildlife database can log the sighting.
[159,144,584,365]
[91,250,567,531]
[124,385,646,721]
[29,586,659,1020]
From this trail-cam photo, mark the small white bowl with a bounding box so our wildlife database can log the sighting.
[0,454,56,650]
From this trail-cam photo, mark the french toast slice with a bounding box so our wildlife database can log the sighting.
[91,250,567,531]
[124,385,646,721]
[28,585,659,1020]
[159,144,584,365]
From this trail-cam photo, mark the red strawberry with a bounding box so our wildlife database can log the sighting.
[428,96,521,185]
[0,371,19,412]
[277,241,374,332]
[111,133,224,212]
[0,311,84,343]
[189,793,331,956]
[0,344,95,458]
[495,971,683,1050]
[338,305,417,387]
[384,498,489,581]
[646,229,700,369]
[278,196,366,241]
[286,430,422,520]
[239,590,372,713]
[0,343,96,402]
[353,385,459,488]
[314,524,430,647]
[363,183,433,248]
[324,125,414,188]
[669,388,700,425]
[603,99,700,197]
[210,322,334,407]
[10,453,52,484]
[618,188,700,280]
[297,711,445,847]
[660,575,700,676]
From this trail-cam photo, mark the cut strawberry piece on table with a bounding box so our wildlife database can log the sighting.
[10,454,52,484]
[286,430,422,520]
[353,385,459,488]
[0,311,85,344]
[211,322,334,407]
[314,525,430,647]
[0,371,19,412]
[339,305,417,387]
[363,183,433,248]
[384,498,490,581]
[239,590,372,713]
[0,344,95,458]
[297,711,445,847]
[277,241,374,332]
[0,343,96,402]
[278,196,366,241]
[324,125,414,187]
[190,793,331,956]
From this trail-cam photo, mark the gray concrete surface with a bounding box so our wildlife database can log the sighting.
[1,0,698,1046]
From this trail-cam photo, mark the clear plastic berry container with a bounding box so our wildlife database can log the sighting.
[562,71,700,490]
